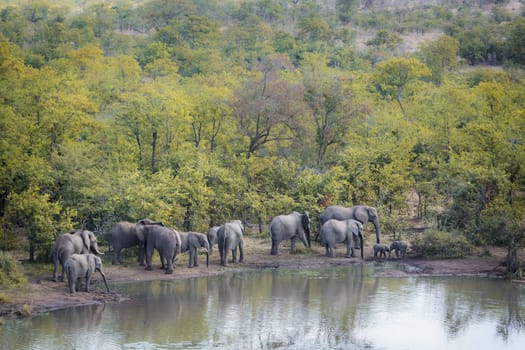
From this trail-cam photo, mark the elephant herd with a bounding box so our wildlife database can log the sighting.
[51,204,409,294]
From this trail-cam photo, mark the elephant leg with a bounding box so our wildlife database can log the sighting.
[138,242,146,266]
[188,248,195,268]
[239,241,244,263]
[76,278,82,293]
[271,240,280,255]
[86,275,91,292]
[290,238,296,254]
[345,242,352,258]
[231,247,237,263]
[112,248,120,265]
[324,243,330,257]
[193,248,199,267]
[52,263,58,282]
[145,246,153,271]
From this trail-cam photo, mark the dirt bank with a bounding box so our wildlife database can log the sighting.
[0,237,513,318]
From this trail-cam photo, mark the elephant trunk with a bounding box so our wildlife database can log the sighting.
[205,251,209,268]
[373,217,381,244]
[359,232,364,259]
[97,269,110,292]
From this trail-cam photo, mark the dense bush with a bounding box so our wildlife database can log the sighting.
[0,252,27,287]
[410,229,473,258]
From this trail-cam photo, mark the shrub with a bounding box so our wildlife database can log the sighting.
[0,252,27,287]
[411,229,472,258]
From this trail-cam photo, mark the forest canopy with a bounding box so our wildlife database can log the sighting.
[0,0,524,263]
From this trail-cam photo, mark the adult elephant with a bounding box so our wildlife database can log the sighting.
[319,205,381,244]
[269,211,310,256]
[52,230,104,282]
[141,223,181,274]
[217,220,244,266]
[64,253,110,293]
[206,226,221,256]
[179,231,210,268]
[111,218,164,265]
[320,219,364,259]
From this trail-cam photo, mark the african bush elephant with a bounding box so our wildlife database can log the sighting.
[52,230,103,282]
[373,243,390,258]
[206,226,221,256]
[390,241,408,258]
[319,205,381,244]
[320,219,364,259]
[217,220,244,266]
[110,218,164,265]
[64,253,109,294]
[179,231,210,268]
[140,223,182,274]
[269,211,311,255]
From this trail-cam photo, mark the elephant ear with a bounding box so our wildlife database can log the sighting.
[80,230,91,252]
[301,212,310,233]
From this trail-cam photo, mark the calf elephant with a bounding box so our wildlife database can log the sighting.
[52,230,103,282]
[319,205,381,244]
[320,219,364,259]
[141,223,182,274]
[373,243,390,258]
[269,211,311,255]
[217,220,245,266]
[390,241,408,258]
[110,218,164,265]
[206,226,221,256]
[64,253,109,293]
[179,231,210,268]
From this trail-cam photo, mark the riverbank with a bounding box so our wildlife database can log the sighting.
[0,237,513,318]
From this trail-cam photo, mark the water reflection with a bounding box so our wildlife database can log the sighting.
[1,265,524,350]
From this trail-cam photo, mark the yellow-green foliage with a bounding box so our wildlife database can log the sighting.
[0,252,27,288]
[411,230,473,258]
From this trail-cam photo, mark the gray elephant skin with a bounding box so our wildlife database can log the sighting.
[64,253,109,293]
[141,223,182,274]
[390,241,408,258]
[373,243,390,258]
[206,226,221,256]
[269,211,311,255]
[52,230,103,282]
[110,218,164,266]
[217,220,244,266]
[319,205,381,244]
[320,219,364,259]
[179,231,210,267]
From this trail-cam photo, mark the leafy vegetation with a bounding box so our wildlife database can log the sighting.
[0,0,523,269]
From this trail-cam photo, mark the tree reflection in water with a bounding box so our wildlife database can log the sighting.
[1,266,524,349]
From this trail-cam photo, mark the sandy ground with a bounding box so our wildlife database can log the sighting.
[0,237,515,318]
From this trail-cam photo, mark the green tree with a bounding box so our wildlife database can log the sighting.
[301,53,367,167]
[418,35,459,85]
[3,186,75,262]
[372,57,431,118]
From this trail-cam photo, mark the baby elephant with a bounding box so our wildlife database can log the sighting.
[64,253,110,293]
[390,241,408,259]
[373,243,390,258]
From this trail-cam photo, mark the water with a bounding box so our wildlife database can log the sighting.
[1,264,524,349]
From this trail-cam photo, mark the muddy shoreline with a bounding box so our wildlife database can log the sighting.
[0,238,511,318]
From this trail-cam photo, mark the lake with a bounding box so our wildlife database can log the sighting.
[1,263,524,349]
